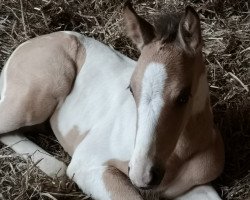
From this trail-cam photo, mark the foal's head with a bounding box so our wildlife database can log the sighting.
[124,3,207,189]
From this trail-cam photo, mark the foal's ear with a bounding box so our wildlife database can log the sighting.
[178,6,202,53]
[123,1,155,50]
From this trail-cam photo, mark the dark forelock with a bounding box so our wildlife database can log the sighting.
[154,13,181,43]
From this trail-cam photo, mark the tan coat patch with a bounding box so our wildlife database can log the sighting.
[160,102,224,197]
[64,126,88,155]
[0,32,85,133]
[103,166,143,200]
[105,159,129,176]
[50,110,89,156]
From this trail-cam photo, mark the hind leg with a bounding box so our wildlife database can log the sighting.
[0,64,58,134]
[0,61,59,134]
[0,93,58,134]
[0,67,66,177]
[0,88,66,177]
[0,89,67,177]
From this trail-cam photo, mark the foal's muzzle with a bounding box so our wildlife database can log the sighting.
[140,165,165,190]
[129,164,165,190]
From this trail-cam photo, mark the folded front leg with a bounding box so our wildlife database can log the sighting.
[67,162,143,200]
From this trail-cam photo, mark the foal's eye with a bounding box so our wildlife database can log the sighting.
[176,87,191,105]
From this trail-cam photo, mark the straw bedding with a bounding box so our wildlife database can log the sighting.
[0,0,249,199]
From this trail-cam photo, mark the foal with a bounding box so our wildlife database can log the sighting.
[0,3,224,200]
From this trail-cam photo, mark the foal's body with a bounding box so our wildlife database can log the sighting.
[0,4,224,200]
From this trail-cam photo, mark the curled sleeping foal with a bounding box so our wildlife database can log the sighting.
[0,3,224,200]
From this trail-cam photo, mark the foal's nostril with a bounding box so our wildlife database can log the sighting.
[148,166,165,187]
[128,166,130,174]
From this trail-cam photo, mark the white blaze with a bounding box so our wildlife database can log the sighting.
[137,62,167,151]
[129,62,167,187]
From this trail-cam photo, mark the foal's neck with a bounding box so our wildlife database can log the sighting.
[176,99,214,160]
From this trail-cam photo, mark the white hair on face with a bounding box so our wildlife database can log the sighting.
[129,62,167,187]
[135,62,167,155]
